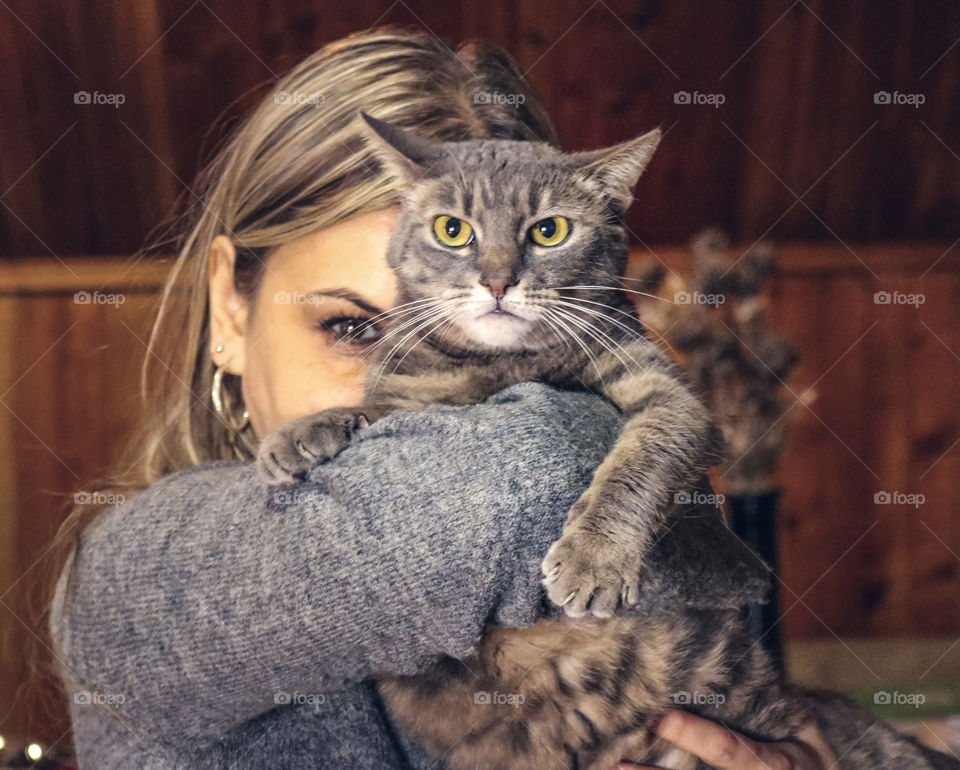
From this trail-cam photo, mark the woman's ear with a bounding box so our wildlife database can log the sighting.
[208,235,249,376]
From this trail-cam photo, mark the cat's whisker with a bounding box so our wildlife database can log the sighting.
[389,309,463,377]
[545,306,637,377]
[535,313,582,373]
[363,306,450,381]
[367,310,450,395]
[368,299,473,393]
[344,292,471,347]
[338,296,445,345]
[534,312,576,358]
[549,295,679,357]
[551,284,671,304]
[569,312,652,377]
[548,294,643,328]
[337,303,443,351]
[550,301,651,373]
[360,301,448,358]
[547,297,647,342]
[349,295,440,331]
[369,301,456,361]
[540,307,608,390]
[388,307,464,375]
[547,297,678,364]
[548,305,648,370]
[595,265,665,289]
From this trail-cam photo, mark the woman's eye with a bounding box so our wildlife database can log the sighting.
[318,316,381,344]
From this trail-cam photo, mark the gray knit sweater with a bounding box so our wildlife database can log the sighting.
[50,381,772,769]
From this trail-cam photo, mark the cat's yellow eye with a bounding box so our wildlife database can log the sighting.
[433,215,474,248]
[529,216,570,247]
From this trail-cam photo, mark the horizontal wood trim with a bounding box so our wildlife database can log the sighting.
[1,242,956,295]
[0,256,173,295]
[630,241,960,276]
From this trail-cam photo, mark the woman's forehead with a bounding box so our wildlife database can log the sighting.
[262,207,400,307]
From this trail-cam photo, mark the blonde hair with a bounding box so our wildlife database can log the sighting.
[37,26,558,721]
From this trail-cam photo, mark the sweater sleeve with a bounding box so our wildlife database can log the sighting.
[49,382,629,743]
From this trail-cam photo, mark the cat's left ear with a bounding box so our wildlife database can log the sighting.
[359,111,445,186]
[564,127,662,214]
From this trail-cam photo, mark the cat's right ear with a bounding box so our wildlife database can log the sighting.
[359,111,444,186]
[564,127,662,215]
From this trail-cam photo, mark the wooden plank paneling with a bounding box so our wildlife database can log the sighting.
[901,272,960,634]
[633,242,959,639]
[0,260,163,744]
[0,1,958,257]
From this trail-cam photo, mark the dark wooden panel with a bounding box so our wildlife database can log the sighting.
[0,259,164,744]
[632,242,960,639]
[0,1,958,257]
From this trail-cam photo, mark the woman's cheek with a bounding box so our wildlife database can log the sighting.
[261,350,370,429]
[300,352,370,413]
[242,317,373,433]
[240,363,281,438]
[240,339,307,436]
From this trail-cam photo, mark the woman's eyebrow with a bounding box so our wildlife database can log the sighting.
[303,288,385,315]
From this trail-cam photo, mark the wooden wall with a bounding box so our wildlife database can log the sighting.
[0,259,168,746]
[628,243,960,640]
[1,244,957,745]
[0,0,958,256]
[767,244,960,639]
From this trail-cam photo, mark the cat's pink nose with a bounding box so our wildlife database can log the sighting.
[481,277,513,300]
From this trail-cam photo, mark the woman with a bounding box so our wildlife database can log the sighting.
[44,27,853,769]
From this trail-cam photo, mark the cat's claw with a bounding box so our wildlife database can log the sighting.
[541,526,645,619]
[257,407,370,485]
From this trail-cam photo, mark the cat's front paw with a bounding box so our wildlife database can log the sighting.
[257,407,370,485]
[541,489,650,618]
[541,526,645,618]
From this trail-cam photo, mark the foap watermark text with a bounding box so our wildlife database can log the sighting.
[874,290,924,307]
[474,690,525,707]
[675,290,725,307]
[74,91,125,108]
[674,91,725,108]
[675,490,725,507]
[874,491,925,508]
[75,290,125,307]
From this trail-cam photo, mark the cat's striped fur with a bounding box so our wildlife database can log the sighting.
[257,115,959,769]
[378,609,957,769]
[380,609,803,769]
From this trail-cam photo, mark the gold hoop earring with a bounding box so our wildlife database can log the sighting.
[212,364,250,433]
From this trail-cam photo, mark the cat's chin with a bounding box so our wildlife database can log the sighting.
[451,314,541,352]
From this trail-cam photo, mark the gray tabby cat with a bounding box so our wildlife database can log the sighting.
[257,114,958,769]
[260,114,725,620]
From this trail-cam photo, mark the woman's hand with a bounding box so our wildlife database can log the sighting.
[610,708,839,769]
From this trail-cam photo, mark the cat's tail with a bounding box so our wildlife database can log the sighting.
[799,687,960,769]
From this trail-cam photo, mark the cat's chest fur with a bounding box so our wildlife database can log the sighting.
[364,335,594,409]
